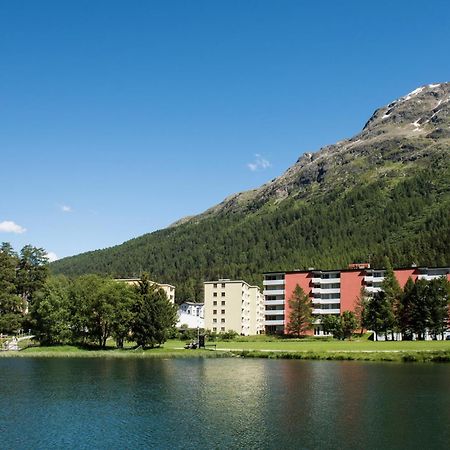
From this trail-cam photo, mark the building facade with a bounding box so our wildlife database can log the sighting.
[115,278,176,303]
[177,302,204,329]
[264,266,450,335]
[204,279,265,335]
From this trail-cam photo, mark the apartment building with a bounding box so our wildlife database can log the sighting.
[264,266,450,335]
[115,278,176,303]
[204,279,265,335]
[177,302,204,329]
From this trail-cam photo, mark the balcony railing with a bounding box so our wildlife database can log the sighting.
[264,310,285,317]
[312,287,340,295]
[264,299,285,306]
[312,308,340,315]
[312,278,341,285]
[263,289,285,296]
[264,319,284,326]
[263,279,285,286]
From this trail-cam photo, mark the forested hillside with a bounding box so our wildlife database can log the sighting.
[51,83,450,301]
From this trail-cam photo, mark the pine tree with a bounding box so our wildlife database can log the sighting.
[286,284,313,337]
[427,277,449,340]
[16,245,49,305]
[381,258,402,340]
[354,287,369,336]
[0,243,25,334]
[398,277,415,340]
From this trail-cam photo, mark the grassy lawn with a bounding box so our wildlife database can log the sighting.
[1,337,449,363]
[199,339,450,352]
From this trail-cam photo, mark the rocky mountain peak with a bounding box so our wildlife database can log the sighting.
[198,83,450,217]
[362,82,450,136]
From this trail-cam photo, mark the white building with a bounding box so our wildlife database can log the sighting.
[204,279,265,335]
[177,302,204,329]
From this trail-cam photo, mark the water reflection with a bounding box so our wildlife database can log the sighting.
[0,358,449,449]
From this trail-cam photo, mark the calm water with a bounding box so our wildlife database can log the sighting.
[0,358,449,449]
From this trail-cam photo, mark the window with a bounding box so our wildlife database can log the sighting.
[213,310,217,315]
[221,318,225,323]
[221,309,225,314]
[221,301,225,306]
[221,292,225,297]
[213,327,217,331]
[221,283,225,288]
[322,283,340,289]
[213,301,217,306]
[221,327,225,331]
[213,318,217,323]
[213,292,217,297]
[321,293,341,300]
[213,283,217,288]
[321,303,340,310]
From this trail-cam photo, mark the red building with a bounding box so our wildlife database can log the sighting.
[263,266,450,335]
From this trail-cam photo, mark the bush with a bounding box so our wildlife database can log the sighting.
[220,330,239,341]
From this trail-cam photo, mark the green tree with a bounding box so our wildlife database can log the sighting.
[110,282,137,348]
[286,284,313,337]
[131,273,178,348]
[398,277,415,340]
[16,245,49,305]
[321,314,342,339]
[365,290,393,341]
[354,287,369,336]
[409,279,430,340]
[69,274,115,347]
[341,311,359,340]
[0,243,24,334]
[381,258,402,340]
[426,277,449,340]
[30,276,72,345]
[321,311,358,340]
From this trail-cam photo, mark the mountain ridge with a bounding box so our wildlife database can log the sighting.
[51,83,450,300]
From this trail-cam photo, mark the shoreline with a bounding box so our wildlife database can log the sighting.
[1,346,449,363]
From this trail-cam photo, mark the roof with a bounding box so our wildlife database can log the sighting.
[263,266,450,275]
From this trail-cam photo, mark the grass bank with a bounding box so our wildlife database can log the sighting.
[231,349,450,363]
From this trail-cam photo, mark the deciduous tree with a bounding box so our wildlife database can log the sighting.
[131,273,178,348]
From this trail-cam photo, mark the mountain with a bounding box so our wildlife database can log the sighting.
[51,83,450,301]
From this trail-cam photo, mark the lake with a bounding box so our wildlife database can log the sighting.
[0,358,449,449]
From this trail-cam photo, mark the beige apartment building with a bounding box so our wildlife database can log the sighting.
[115,278,175,303]
[204,279,264,335]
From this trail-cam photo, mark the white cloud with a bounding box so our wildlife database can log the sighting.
[0,220,26,234]
[60,204,73,213]
[247,154,272,172]
[46,251,58,262]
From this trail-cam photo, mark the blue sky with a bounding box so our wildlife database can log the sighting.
[1,0,449,260]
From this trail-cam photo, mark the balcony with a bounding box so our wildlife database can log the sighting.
[264,299,285,306]
[263,279,285,286]
[313,309,340,315]
[364,275,374,283]
[312,287,340,295]
[264,310,285,317]
[265,319,284,326]
[314,298,341,305]
[263,289,285,296]
[317,278,340,285]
